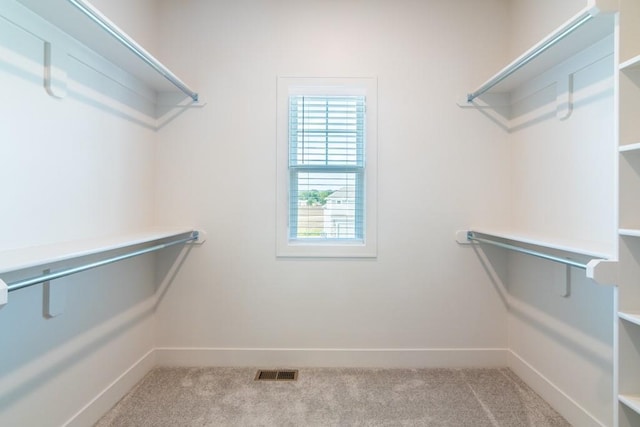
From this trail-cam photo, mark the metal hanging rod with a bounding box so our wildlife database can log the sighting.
[5,232,198,293]
[466,231,590,270]
[466,10,594,103]
[66,0,199,102]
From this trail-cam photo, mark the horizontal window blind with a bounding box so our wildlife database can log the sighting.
[289,96,364,167]
[288,95,366,241]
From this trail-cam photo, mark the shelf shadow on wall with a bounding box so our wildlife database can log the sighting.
[153,243,195,311]
[468,242,509,310]
[0,34,196,132]
[508,294,612,377]
[471,51,613,134]
[0,36,157,130]
[472,82,612,134]
[467,241,612,375]
[68,56,200,131]
[507,252,613,375]
[0,244,194,417]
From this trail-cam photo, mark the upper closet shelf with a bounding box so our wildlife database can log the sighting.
[620,143,640,152]
[620,229,640,238]
[620,54,640,71]
[15,0,199,102]
[460,1,616,106]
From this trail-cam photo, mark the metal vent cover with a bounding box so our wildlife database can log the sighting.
[254,369,298,381]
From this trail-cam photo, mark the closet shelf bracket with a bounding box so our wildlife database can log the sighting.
[44,42,68,99]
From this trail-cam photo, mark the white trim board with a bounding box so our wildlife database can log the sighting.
[507,350,607,427]
[153,347,508,368]
[63,349,156,427]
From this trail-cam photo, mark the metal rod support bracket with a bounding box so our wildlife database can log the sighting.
[190,230,207,245]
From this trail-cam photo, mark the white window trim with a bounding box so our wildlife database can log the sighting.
[276,77,378,258]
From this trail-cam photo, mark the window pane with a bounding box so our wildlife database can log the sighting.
[290,172,363,240]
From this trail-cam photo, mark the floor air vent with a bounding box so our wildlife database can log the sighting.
[255,369,298,381]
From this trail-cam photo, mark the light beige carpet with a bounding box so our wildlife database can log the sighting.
[96,367,570,426]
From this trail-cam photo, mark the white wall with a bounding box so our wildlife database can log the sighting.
[90,0,159,57]
[0,1,161,425]
[152,0,512,366]
[0,0,616,425]
[506,0,588,58]
[503,1,617,425]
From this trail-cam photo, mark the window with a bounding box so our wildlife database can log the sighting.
[289,95,364,240]
[276,77,377,257]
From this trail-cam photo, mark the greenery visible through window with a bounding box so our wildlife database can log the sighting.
[288,95,365,241]
[298,189,335,206]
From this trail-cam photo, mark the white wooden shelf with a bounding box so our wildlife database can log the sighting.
[620,54,640,71]
[620,394,640,415]
[456,229,617,285]
[458,229,613,259]
[620,229,640,238]
[11,0,199,102]
[620,143,640,153]
[619,312,640,327]
[461,3,615,104]
[0,228,197,275]
[611,0,640,422]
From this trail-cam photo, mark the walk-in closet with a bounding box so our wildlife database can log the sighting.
[0,0,637,425]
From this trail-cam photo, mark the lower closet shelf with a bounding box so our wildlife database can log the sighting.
[456,229,613,259]
[619,312,640,327]
[455,229,617,285]
[620,229,640,237]
[619,395,640,415]
[0,228,206,307]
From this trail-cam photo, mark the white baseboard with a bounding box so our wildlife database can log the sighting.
[507,350,606,427]
[154,347,509,368]
[63,349,156,427]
